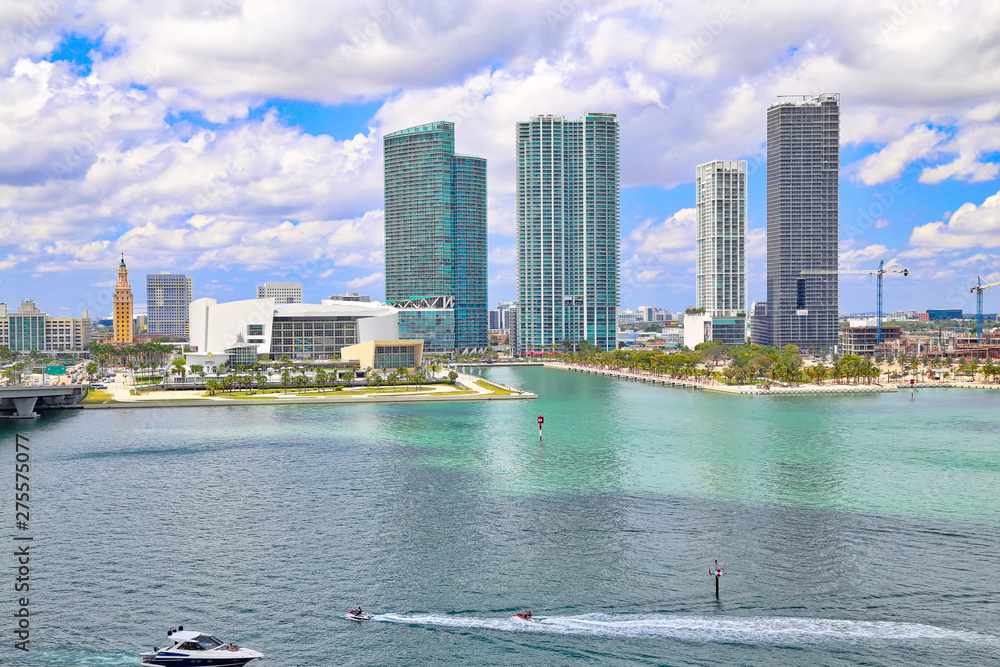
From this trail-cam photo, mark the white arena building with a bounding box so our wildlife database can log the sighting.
[185,297,401,369]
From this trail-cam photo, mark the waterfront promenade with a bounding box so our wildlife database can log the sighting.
[544,361,898,395]
[83,372,535,409]
[546,360,1000,394]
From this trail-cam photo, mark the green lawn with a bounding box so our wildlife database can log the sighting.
[471,380,513,395]
[81,390,115,404]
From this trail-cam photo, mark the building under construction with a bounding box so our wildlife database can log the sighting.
[951,331,1000,360]
[840,325,903,356]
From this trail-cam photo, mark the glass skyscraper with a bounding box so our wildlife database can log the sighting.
[752,93,840,352]
[515,113,620,354]
[383,121,487,352]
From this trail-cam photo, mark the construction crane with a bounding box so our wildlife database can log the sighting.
[970,275,1000,343]
[802,260,908,343]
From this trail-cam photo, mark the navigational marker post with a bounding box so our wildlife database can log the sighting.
[711,559,723,598]
[537,415,544,441]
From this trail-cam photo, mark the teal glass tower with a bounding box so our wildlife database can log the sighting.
[383,121,487,352]
[515,113,620,354]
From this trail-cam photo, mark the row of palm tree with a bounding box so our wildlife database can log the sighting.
[549,344,894,386]
[88,341,175,385]
[551,340,1000,386]
[201,364,457,395]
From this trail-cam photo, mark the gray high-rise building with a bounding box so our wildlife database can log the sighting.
[383,121,487,352]
[751,93,840,351]
[515,113,620,354]
[146,272,193,337]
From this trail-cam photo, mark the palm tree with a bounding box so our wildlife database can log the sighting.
[315,369,328,391]
[280,369,291,393]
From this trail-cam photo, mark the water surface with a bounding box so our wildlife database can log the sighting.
[1,367,997,665]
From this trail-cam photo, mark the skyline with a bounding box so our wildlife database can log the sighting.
[2,1,1000,318]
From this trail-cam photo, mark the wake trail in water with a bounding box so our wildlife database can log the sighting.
[376,613,997,644]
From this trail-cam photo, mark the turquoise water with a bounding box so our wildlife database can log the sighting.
[1,366,998,665]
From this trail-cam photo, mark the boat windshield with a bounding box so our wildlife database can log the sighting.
[196,635,224,649]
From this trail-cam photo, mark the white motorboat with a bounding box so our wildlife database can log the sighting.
[139,629,262,666]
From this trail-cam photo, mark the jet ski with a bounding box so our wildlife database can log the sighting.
[346,608,374,621]
[513,610,537,622]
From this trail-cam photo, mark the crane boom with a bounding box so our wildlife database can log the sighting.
[969,276,1000,343]
[800,260,908,343]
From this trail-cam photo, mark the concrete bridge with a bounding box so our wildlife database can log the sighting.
[0,385,86,419]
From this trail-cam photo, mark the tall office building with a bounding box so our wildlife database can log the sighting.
[515,113,620,354]
[147,272,193,337]
[112,254,134,344]
[751,93,840,351]
[695,160,748,345]
[383,120,487,352]
[256,282,302,304]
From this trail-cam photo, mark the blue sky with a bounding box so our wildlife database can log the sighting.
[1,0,999,320]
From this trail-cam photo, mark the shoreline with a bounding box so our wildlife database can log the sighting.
[544,362,1000,395]
[81,392,534,409]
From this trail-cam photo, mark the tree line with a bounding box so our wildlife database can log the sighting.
[551,341,1000,386]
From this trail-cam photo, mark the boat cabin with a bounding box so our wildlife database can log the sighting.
[165,630,226,651]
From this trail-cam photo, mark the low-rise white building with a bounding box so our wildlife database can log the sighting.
[186,297,401,369]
